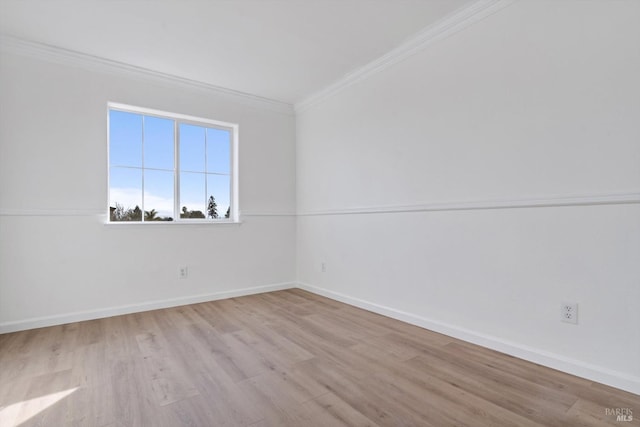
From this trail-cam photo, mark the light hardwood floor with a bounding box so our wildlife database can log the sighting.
[0,289,638,426]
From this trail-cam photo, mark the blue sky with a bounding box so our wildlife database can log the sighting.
[109,110,231,218]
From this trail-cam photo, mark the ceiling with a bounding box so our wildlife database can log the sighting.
[0,0,473,104]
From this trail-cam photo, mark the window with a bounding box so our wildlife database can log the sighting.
[108,103,238,223]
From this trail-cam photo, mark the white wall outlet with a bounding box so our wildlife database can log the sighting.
[561,302,578,324]
[321,262,326,273]
[179,266,188,279]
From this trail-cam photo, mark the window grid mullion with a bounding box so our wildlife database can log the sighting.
[204,127,208,218]
[174,120,180,221]
[110,165,173,173]
[229,131,233,220]
[141,115,145,222]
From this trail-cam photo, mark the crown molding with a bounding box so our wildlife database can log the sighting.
[0,34,294,115]
[297,192,640,217]
[294,0,515,112]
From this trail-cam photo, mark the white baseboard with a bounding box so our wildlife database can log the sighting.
[3,280,637,395]
[0,282,295,334]
[297,282,640,396]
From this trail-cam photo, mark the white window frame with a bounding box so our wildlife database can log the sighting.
[107,102,239,224]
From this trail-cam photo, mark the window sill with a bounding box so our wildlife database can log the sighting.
[104,220,242,227]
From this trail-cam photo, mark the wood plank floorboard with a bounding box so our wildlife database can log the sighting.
[0,289,638,426]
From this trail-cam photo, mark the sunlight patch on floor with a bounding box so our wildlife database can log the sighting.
[0,387,78,427]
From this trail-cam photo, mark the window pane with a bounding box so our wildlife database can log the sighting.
[180,124,205,172]
[206,128,231,174]
[109,167,142,221]
[144,170,174,221]
[108,105,237,223]
[144,116,174,170]
[180,172,206,219]
[109,110,142,167]
[207,174,230,219]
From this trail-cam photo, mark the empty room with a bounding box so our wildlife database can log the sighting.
[0,0,638,426]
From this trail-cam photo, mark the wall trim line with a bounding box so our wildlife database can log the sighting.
[0,208,297,217]
[241,211,297,217]
[3,193,637,218]
[297,282,640,395]
[0,282,296,334]
[0,34,294,115]
[0,208,106,216]
[297,192,640,216]
[294,0,515,112]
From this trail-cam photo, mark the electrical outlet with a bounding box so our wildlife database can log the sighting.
[321,262,326,273]
[561,302,578,324]
[179,266,188,279]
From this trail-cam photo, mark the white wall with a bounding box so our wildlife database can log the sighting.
[1,0,639,396]
[0,50,296,331]
[296,0,640,393]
